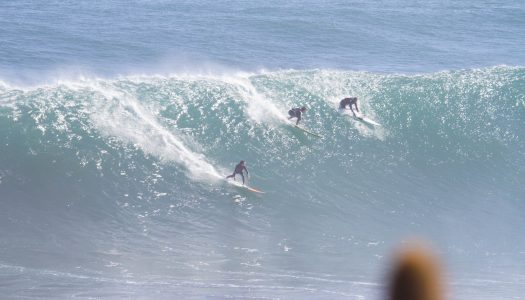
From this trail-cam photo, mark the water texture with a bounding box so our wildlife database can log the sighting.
[0,1,524,299]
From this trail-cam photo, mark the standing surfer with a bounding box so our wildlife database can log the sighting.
[339,97,359,116]
[226,160,249,185]
[288,106,307,125]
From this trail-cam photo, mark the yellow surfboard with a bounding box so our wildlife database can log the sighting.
[227,179,265,194]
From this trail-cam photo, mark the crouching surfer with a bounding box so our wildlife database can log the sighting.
[226,160,249,185]
[339,97,359,116]
[288,106,307,125]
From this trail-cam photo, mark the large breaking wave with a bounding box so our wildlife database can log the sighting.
[0,66,524,298]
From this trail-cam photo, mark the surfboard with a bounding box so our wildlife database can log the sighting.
[227,179,265,194]
[355,113,381,126]
[288,121,323,138]
[340,109,381,126]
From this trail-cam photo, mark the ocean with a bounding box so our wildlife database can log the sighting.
[1,1,524,299]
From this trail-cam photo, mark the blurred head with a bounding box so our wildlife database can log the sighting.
[388,244,443,300]
[301,106,307,112]
[240,160,245,165]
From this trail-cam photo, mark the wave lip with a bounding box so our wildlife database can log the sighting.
[0,66,524,299]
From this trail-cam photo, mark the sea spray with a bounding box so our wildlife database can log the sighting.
[0,67,524,298]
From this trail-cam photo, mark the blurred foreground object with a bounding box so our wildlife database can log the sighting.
[389,244,443,300]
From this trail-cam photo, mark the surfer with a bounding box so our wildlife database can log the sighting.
[226,160,249,185]
[288,106,307,125]
[339,97,359,116]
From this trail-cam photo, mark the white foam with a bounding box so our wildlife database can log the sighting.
[219,73,288,124]
[84,82,224,182]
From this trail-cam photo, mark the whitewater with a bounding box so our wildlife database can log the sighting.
[1,0,525,299]
[1,67,524,299]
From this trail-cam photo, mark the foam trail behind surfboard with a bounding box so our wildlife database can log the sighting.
[86,83,224,181]
[221,73,289,124]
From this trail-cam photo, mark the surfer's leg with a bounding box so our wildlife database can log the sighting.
[226,173,235,180]
[241,173,245,185]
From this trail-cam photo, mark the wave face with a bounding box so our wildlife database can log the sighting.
[1,66,524,299]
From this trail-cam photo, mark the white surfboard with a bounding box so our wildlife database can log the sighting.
[287,121,323,138]
[354,113,381,126]
[340,109,381,126]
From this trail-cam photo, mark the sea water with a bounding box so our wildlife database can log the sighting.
[1,1,524,299]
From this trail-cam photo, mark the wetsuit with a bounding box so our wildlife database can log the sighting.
[339,97,359,115]
[288,108,303,125]
[226,163,249,184]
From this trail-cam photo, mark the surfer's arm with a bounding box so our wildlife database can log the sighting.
[243,166,249,175]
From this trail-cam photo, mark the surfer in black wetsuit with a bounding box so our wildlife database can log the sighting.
[288,106,307,125]
[226,160,249,185]
[339,97,359,116]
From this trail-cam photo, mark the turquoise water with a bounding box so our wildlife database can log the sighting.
[1,1,524,299]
